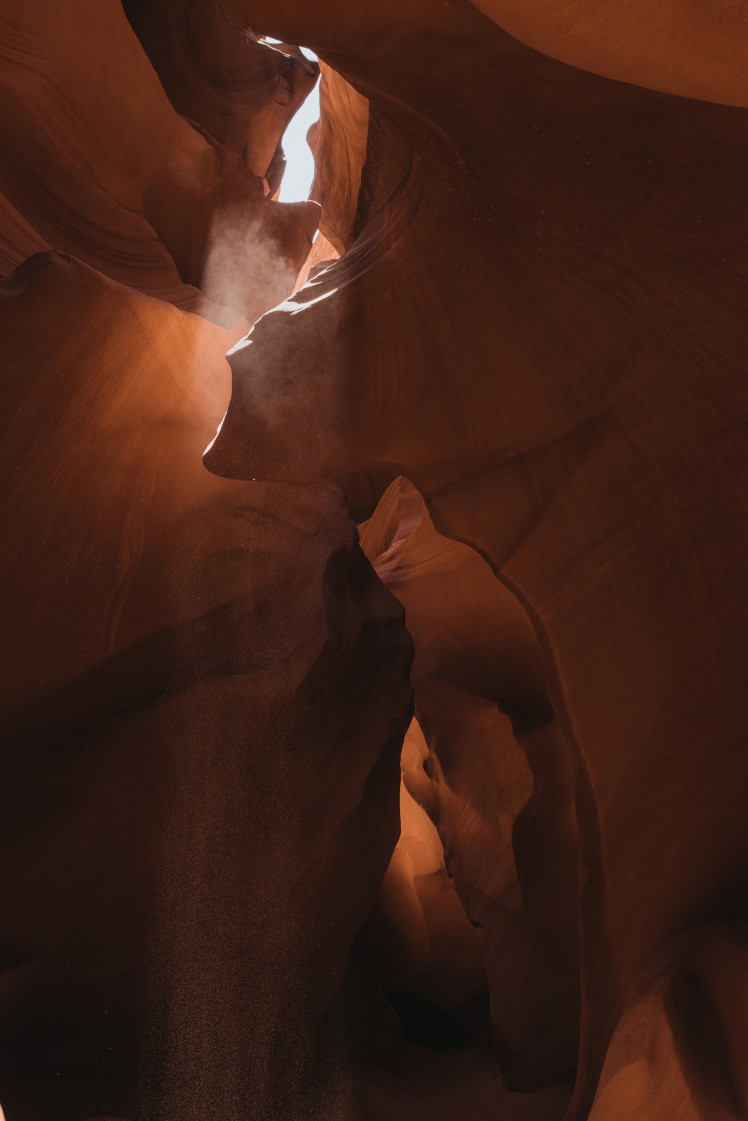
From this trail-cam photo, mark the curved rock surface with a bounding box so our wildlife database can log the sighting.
[370,719,488,1015]
[308,62,370,255]
[362,478,580,1088]
[121,0,318,185]
[466,0,748,107]
[1,0,747,1118]
[587,924,748,1121]
[0,252,413,1120]
[0,0,319,323]
[209,1,748,1116]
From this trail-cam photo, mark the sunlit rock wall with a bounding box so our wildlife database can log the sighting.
[361,478,581,1089]
[210,0,748,1118]
[1,0,747,1119]
[0,0,319,324]
[0,3,412,1118]
[0,249,413,1121]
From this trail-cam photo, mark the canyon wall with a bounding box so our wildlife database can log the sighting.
[1,1,746,1119]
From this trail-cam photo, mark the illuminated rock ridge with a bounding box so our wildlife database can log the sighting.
[0,1,746,1119]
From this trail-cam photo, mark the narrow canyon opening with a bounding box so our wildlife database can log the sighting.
[268,42,321,205]
[1,2,746,1120]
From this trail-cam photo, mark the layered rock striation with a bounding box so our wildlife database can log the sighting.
[1,0,747,1119]
[209,1,748,1117]
[0,252,413,1119]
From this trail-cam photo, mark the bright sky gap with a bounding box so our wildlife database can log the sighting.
[276,46,321,203]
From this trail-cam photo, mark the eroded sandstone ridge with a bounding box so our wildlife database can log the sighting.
[1,0,747,1119]
[0,0,320,325]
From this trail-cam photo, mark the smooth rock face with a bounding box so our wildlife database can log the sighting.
[465,0,748,107]
[121,0,319,186]
[0,0,319,324]
[1,0,747,1119]
[362,478,580,1088]
[308,62,370,255]
[369,718,488,1014]
[208,0,748,1117]
[0,253,413,1120]
[587,925,748,1121]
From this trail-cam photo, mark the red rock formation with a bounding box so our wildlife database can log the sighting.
[361,478,580,1087]
[586,924,748,1121]
[1,0,747,1118]
[308,62,370,255]
[466,0,748,108]
[209,1,748,1116]
[368,720,488,1016]
[0,0,319,324]
[121,0,318,189]
[0,252,413,1119]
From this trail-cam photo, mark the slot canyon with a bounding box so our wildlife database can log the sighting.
[0,1,747,1119]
